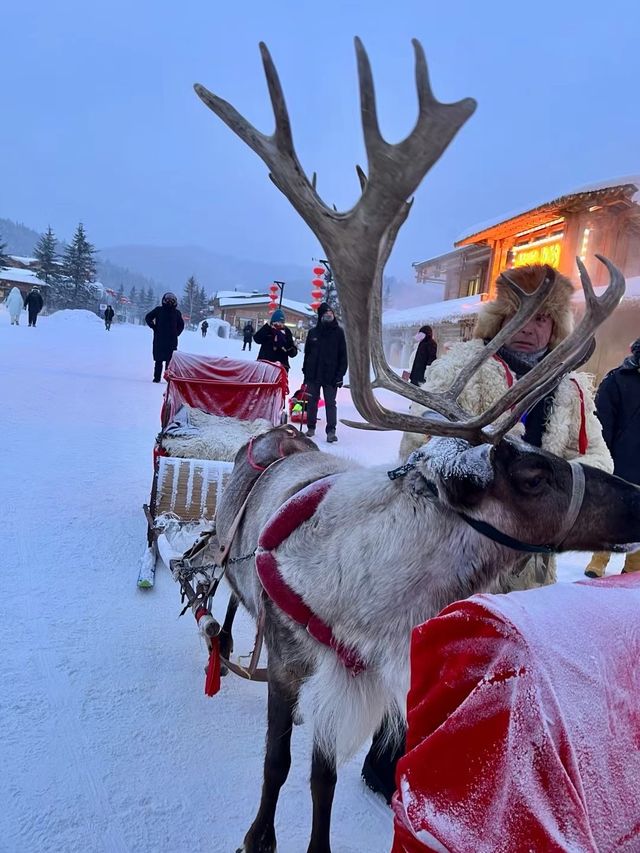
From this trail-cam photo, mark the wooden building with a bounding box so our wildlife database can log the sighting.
[389,176,640,381]
[0,257,51,302]
[212,291,315,340]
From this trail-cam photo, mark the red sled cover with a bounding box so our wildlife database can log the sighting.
[162,353,288,426]
[392,574,640,853]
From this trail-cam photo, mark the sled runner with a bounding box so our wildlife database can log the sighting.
[141,353,288,589]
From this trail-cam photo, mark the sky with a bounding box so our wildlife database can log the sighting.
[4,0,640,280]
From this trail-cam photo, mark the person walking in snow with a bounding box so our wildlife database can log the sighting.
[201,319,209,338]
[585,337,640,578]
[408,325,437,385]
[6,286,24,325]
[145,292,185,383]
[242,321,254,351]
[104,305,115,331]
[254,309,297,371]
[24,286,44,327]
[302,302,348,443]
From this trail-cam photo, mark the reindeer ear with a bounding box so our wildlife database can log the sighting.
[416,439,495,509]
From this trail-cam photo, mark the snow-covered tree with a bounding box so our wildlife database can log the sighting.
[60,223,98,309]
[34,226,60,285]
[0,236,9,267]
[182,276,199,327]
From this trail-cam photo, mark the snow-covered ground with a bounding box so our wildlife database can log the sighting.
[0,308,625,853]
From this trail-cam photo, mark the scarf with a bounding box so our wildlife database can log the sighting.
[496,345,557,448]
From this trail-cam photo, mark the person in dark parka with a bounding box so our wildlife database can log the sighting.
[24,287,44,327]
[242,321,255,351]
[408,325,437,385]
[253,309,297,371]
[302,302,348,443]
[145,292,185,382]
[201,319,209,338]
[104,305,115,330]
[585,337,640,577]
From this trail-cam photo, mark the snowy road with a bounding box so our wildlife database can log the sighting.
[1,308,622,853]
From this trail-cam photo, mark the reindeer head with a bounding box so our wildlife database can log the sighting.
[413,436,640,556]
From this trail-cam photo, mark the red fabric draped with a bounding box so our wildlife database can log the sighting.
[162,353,288,426]
[392,574,640,853]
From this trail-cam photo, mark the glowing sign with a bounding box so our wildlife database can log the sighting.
[511,239,562,269]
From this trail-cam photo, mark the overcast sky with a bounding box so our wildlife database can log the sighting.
[4,0,640,279]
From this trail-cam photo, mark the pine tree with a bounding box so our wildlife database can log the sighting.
[195,285,208,324]
[61,222,98,308]
[322,263,341,320]
[182,276,199,327]
[0,236,9,266]
[34,226,60,285]
[128,286,138,322]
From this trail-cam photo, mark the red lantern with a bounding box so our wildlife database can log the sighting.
[310,301,321,310]
[312,278,324,288]
[268,305,278,314]
[311,290,323,300]
[312,266,324,276]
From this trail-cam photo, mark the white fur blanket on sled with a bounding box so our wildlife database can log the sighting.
[161,405,273,461]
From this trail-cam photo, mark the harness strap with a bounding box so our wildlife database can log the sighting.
[459,459,586,554]
[256,475,367,676]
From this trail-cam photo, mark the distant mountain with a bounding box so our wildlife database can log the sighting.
[100,244,313,302]
[0,217,160,296]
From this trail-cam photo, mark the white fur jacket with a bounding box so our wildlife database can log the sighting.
[399,339,613,473]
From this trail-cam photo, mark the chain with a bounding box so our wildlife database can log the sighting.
[227,549,257,565]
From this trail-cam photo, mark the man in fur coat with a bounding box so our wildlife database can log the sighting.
[362,264,613,805]
[399,263,612,588]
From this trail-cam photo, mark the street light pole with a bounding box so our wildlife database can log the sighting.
[273,280,285,307]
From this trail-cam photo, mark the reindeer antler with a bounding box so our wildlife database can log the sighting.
[195,41,624,446]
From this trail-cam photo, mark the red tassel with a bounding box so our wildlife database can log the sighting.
[205,636,221,697]
[571,379,589,454]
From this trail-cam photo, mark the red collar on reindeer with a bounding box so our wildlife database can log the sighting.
[255,475,367,676]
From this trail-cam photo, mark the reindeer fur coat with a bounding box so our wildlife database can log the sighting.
[399,340,613,474]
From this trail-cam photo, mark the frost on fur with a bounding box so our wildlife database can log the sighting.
[415,437,494,487]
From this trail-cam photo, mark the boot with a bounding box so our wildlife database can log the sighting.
[326,430,338,443]
[305,428,316,438]
[585,552,610,579]
[622,551,640,574]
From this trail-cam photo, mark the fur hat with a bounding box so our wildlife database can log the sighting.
[270,308,285,323]
[631,337,640,357]
[473,264,574,350]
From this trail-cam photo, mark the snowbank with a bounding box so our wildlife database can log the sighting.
[46,308,103,325]
[201,316,231,338]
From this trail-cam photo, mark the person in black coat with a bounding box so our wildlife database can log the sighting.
[585,337,640,577]
[302,302,348,443]
[201,319,209,338]
[408,325,437,385]
[145,292,185,382]
[242,321,255,351]
[253,309,297,371]
[24,287,44,327]
[104,305,115,331]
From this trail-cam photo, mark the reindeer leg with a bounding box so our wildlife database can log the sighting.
[239,677,295,853]
[307,741,337,853]
[219,593,238,673]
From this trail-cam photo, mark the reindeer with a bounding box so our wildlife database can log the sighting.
[196,40,640,853]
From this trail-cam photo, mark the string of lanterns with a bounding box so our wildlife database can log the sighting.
[311,266,325,311]
[268,282,280,313]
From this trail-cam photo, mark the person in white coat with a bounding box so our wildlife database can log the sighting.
[6,287,24,325]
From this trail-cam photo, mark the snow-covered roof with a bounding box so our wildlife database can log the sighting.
[0,267,50,287]
[217,292,315,316]
[383,294,485,329]
[382,275,640,331]
[457,174,640,245]
[8,255,38,266]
